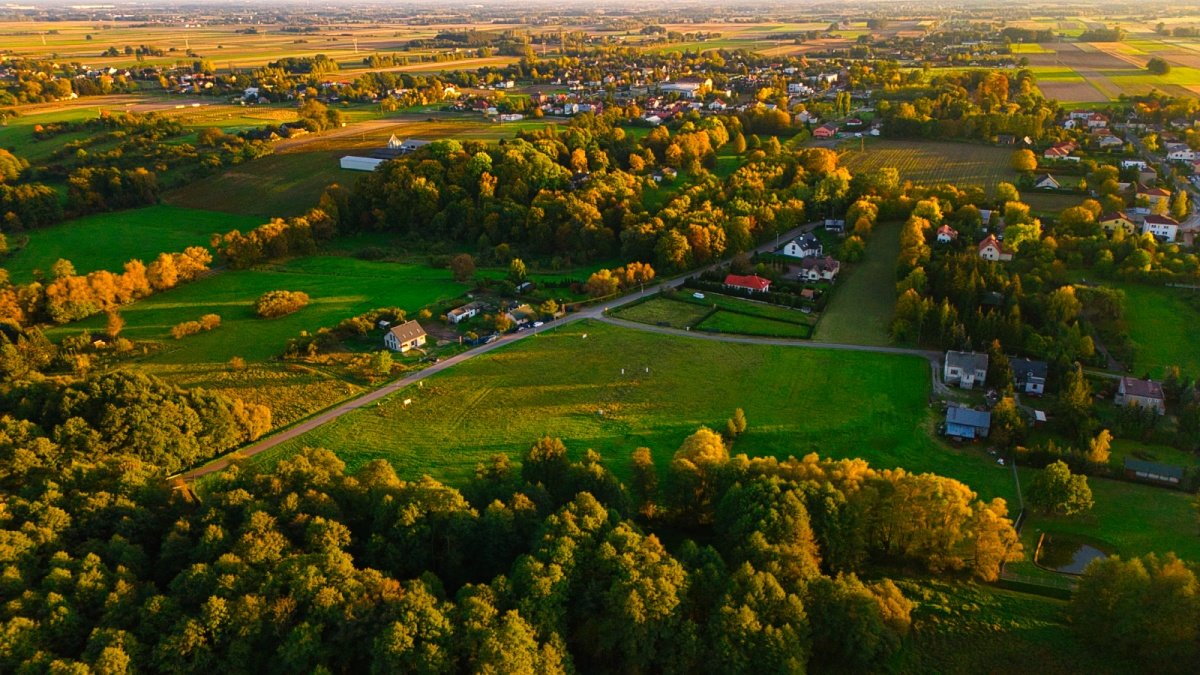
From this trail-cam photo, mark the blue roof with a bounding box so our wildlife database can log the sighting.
[1123,458,1184,479]
[946,423,978,439]
[947,406,991,430]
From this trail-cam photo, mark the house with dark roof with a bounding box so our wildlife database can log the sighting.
[1123,458,1184,487]
[782,233,823,259]
[724,274,772,293]
[1142,214,1180,242]
[945,406,991,440]
[798,256,840,282]
[384,320,427,352]
[1033,173,1061,190]
[1116,376,1165,415]
[1010,358,1048,395]
[944,351,989,389]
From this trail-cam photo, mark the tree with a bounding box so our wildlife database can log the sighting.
[105,311,124,339]
[370,350,393,378]
[1058,363,1095,442]
[449,253,476,282]
[996,182,1020,205]
[1011,149,1037,172]
[667,427,729,523]
[255,290,310,318]
[990,396,1025,448]
[630,447,658,516]
[1027,461,1093,516]
[1087,428,1113,464]
[584,269,619,298]
[508,258,528,282]
[1147,57,1172,75]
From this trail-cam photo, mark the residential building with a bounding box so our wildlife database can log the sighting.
[945,406,992,440]
[782,233,823,258]
[1033,173,1061,190]
[1099,212,1137,236]
[1137,184,1171,208]
[944,350,989,389]
[936,224,958,243]
[798,256,841,282]
[384,320,427,352]
[812,123,838,139]
[1010,358,1048,395]
[724,274,772,293]
[447,301,483,325]
[1115,376,1166,414]
[978,234,1013,262]
[1142,214,1180,242]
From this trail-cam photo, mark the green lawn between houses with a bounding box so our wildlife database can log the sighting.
[1117,282,1200,378]
[814,220,899,346]
[2,205,261,283]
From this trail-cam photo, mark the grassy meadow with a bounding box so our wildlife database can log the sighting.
[253,319,1018,503]
[1117,283,1200,378]
[3,205,260,283]
[815,221,899,346]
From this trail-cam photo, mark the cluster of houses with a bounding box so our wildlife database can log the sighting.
[779,233,842,282]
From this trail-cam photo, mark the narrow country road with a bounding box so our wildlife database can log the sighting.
[177,222,942,481]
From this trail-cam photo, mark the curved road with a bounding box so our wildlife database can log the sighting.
[177,222,944,480]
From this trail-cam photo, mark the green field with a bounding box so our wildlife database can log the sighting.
[165,150,348,218]
[49,255,467,424]
[614,296,713,328]
[3,205,261,283]
[815,221,898,346]
[1118,283,1200,377]
[253,320,1018,503]
[695,309,812,338]
[839,140,1016,195]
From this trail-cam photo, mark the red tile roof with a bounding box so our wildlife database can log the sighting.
[724,274,772,292]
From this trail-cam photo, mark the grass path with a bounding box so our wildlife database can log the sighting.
[814,221,898,346]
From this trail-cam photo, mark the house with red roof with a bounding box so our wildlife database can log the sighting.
[724,274,772,293]
[978,234,1013,262]
[936,224,959,243]
[812,123,838,139]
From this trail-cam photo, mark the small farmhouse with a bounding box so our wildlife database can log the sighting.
[782,233,823,258]
[936,224,958,243]
[447,301,483,325]
[724,274,772,293]
[1010,358,1048,395]
[944,350,988,389]
[945,406,991,440]
[798,256,841,282]
[1115,376,1165,415]
[384,320,427,353]
[978,234,1013,262]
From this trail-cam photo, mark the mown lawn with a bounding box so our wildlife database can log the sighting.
[614,296,713,328]
[254,320,1019,505]
[695,310,812,338]
[165,150,348,218]
[1117,282,1200,378]
[3,205,261,283]
[815,221,898,346]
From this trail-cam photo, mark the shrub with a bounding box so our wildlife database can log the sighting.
[199,313,221,330]
[256,290,310,318]
[171,321,202,340]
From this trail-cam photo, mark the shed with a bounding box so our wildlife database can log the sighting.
[1123,458,1184,487]
[945,406,991,440]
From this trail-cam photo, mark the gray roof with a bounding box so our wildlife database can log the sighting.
[1011,358,1048,381]
[1123,458,1184,480]
[388,320,426,343]
[947,406,991,429]
[946,350,988,372]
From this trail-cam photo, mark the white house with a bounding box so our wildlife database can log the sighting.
[1168,148,1198,162]
[936,224,959,243]
[798,256,840,282]
[447,301,483,325]
[1142,214,1180,242]
[1121,159,1148,170]
[1033,173,1061,190]
[944,351,989,389]
[782,233,823,258]
[978,234,1013,262]
[384,320,427,352]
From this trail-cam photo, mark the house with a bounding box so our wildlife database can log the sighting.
[1099,212,1137,236]
[945,406,992,440]
[447,301,483,324]
[1096,134,1124,149]
[978,234,1013,262]
[399,139,432,153]
[1033,173,1061,190]
[384,320,427,352]
[1121,159,1148,170]
[724,274,772,293]
[936,224,959,243]
[782,233,823,258]
[1136,184,1171,208]
[812,123,838,139]
[1043,142,1079,161]
[944,350,989,389]
[1123,458,1184,487]
[505,304,538,327]
[823,218,846,232]
[1010,358,1049,395]
[1168,147,1197,162]
[798,256,841,282]
[1115,376,1166,415]
[1142,214,1180,242]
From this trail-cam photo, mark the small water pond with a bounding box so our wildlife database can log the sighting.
[1034,533,1110,575]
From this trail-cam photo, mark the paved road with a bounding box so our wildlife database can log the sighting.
[177,221,937,480]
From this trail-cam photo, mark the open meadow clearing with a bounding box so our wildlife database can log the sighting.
[252,319,1019,503]
[1116,283,1200,377]
[47,255,468,424]
[838,140,1015,194]
[815,221,899,346]
[3,205,260,283]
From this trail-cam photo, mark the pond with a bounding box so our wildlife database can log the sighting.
[1035,533,1109,575]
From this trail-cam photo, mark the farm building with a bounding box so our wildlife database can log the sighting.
[1115,377,1165,415]
[978,234,1013,262]
[384,320,427,353]
[339,156,385,171]
[724,274,772,293]
[1123,458,1184,487]
[447,301,484,325]
[945,406,991,440]
[1011,358,1048,395]
[944,350,988,389]
[782,233,823,258]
